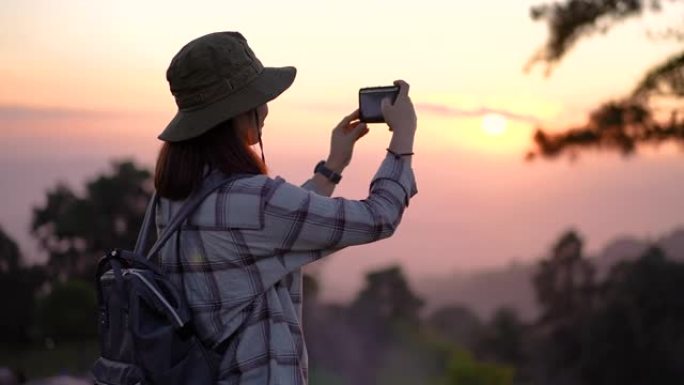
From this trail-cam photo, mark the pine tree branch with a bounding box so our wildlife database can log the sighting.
[634,50,684,98]
[528,0,668,72]
[526,100,684,159]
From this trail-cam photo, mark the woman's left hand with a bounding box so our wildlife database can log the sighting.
[326,109,369,173]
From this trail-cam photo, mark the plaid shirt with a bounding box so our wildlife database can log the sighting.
[156,154,417,385]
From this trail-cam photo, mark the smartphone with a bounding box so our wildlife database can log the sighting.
[359,86,399,123]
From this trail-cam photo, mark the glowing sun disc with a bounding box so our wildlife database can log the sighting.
[482,113,507,135]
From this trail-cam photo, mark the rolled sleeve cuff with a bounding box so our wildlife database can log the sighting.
[370,153,418,206]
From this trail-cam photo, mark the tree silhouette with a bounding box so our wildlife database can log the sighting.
[0,225,46,345]
[526,0,684,159]
[428,305,484,352]
[578,246,684,384]
[347,266,424,385]
[527,233,684,384]
[533,231,595,323]
[530,231,596,384]
[477,308,526,368]
[34,279,97,343]
[31,160,152,281]
[349,265,424,329]
[443,349,514,385]
[0,224,21,273]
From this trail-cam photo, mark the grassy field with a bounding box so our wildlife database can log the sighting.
[0,340,98,380]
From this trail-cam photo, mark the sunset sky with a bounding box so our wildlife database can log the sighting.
[2,0,684,301]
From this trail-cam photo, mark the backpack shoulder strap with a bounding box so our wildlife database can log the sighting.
[134,192,159,256]
[133,172,244,260]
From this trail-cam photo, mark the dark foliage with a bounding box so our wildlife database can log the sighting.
[533,231,595,323]
[529,230,684,384]
[0,225,21,273]
[349,266,424,328]
[347,266,424,384]
[527,100,684,159]
[527,0,684,159]
[634,51,684,98]
[0,226,47,345]
[528,0,666,68]
[528,231,595,384]
[304,266,447,385]
[477,308,526,367]
[578,247,684,384]
[34,280,98,343]
[428,305,485,351]
[31,160,152,281]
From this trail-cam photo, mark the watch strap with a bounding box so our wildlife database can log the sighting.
[314,160,342,184]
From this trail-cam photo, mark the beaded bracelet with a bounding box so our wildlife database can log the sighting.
[386,148,415,159]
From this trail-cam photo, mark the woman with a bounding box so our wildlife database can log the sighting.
[154,31,417,385]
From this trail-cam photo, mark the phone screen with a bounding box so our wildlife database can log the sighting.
[359,86,399,123]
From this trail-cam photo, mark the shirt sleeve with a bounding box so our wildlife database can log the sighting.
[256,153,417,255]
[203,153,417,293]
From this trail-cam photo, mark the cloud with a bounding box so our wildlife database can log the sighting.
[0,105,108,120]
[293,102,542,125]
[416,102,542,124]
[0,105,155,120]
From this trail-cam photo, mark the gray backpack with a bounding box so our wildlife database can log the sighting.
[92,173,238,385]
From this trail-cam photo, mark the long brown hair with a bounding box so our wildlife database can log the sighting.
[154,118,267,200]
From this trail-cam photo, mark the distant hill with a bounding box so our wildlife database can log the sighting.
[414,227,684,321]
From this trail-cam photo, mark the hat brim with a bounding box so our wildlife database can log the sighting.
[158,66,296,142]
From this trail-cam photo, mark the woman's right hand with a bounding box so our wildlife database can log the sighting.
[381,80,417,154]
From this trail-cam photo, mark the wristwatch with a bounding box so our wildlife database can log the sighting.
[314,160,342,184]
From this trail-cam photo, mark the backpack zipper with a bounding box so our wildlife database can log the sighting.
[123,269,185,328]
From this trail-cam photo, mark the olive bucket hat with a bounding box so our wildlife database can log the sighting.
[158,31,296,142]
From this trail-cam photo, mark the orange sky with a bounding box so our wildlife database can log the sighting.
[2,0,684,301]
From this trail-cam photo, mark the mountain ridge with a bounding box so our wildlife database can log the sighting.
[414,226,684,321]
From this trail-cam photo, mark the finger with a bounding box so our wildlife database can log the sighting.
[351,122,367,137]
[355,127,370,141]
[339,109,360,127]
[394,79,410,99]
[381,98,393,117]
[345,120,362,133]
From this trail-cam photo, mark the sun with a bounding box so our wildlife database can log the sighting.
[481,113,508,135]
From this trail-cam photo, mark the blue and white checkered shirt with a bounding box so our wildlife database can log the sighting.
[156,154,417,385]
